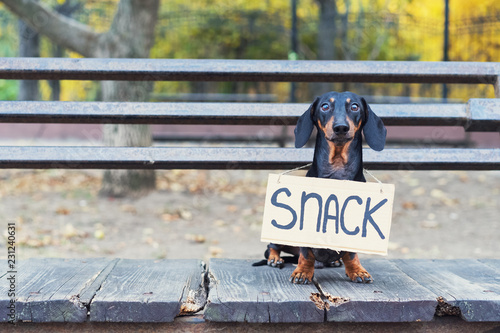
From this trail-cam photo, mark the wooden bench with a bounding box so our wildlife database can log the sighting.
[0,58,499,331]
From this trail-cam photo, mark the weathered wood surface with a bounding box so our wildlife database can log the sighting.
[0,258,117,323]
[0,99,498,131]
[205,259,324,323]
[315,259,438,322]
[1,147,499,171]
[393,259,500,322]
[89,259,206,322]
[479,259,500,273]
[206,259,500,323]
[1,258,499,323]
[1,58,499,85]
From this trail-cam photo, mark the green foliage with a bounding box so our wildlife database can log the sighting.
[0,4,18,57]
[0,80,17,100]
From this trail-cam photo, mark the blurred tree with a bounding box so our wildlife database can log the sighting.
[1,0,160,197]
[48,0,82,101]
[316,0,337,61]
[312,0,339,95]
[18,3,39,101]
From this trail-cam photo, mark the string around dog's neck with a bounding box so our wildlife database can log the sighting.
[277,163,312,183]
[277,163,382,186]
[363,168,382,184]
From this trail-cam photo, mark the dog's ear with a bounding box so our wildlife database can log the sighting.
[361,97,387,151]
[294,97,319,148]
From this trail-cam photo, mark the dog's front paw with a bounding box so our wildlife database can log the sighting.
[290,267,314,284]
[267,252,284,268]
[345,266,372,283]
[342,252,373,283]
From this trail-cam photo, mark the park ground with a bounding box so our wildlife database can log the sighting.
[1,167,498,265]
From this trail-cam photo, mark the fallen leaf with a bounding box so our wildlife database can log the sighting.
[420,220,440,229]
[56,207,71,215]
[430,189,445,199]
[63,224,78,238]
[179,209,193,220]
[121,204,137,214]
[411,187,426,196]
[185,234,206,243]
[226,205,238,213]
[161,213,180,222]
[209,246,223,257]
[214,219,226,227]
[402,201,417,210]
[400,247,410,254]
[94,230,105,240]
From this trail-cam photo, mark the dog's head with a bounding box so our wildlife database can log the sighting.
[294,91,386,151]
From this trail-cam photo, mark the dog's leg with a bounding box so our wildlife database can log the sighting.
[342,252,373,283]
[290,248,315,284]
[267,247,284,268]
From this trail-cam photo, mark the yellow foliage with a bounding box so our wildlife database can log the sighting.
[2,0,496,101]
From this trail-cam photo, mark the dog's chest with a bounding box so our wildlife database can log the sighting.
[314,157,360,180]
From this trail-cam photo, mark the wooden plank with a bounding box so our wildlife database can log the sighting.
[314,259,438,322]
[479,259,500,273]
[0,58,499,84]
[205,259,324,323]
[2,316,500,332]
[0,101,476,129]
[0,147,499,171]
[467,99,500,131]
[89,259,206,322]
[363,148,500,171]
[393,259,500,322]
[1,99,498,131]
[0,258,116,323]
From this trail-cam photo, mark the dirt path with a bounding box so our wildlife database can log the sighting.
[0,168,498,263]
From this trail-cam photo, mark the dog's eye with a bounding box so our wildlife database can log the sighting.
[320,103,330,111]
[350,103,360,112]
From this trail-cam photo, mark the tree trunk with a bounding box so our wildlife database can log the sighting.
[49,0,82,101]
[97,0,159,198]
[312,0,338,96]
[317,0,337,61]
[18,19,39,101]
[99,82,156,198]
[1,0,160,198]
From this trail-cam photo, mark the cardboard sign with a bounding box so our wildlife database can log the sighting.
[261,174,395,255]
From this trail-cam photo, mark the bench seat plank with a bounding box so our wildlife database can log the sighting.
[0,258,117,323]
[314,259,438,322]
[205,259,324,323]
[0,147,498,170]
[89,259,206,322]
[0,259,498,323]
[479,259,500,273]
[393,259,500,322]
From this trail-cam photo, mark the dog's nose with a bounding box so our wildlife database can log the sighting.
[333,124,349,135]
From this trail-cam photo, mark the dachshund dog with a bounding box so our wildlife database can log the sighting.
[266,91,387,284]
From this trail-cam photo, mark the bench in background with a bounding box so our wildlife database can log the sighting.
[0,58,499,330]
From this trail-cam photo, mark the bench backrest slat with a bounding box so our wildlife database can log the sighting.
[1,100,498,131]
[0,147,498,170]
[1,58,499,85]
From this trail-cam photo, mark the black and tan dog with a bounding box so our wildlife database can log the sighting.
[266,91,386,284]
